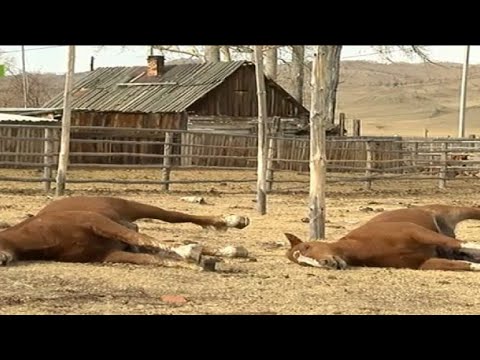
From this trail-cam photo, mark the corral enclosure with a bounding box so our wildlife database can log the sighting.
[0,125,480,314]
[0,123,479,193]
[1,169,480,315]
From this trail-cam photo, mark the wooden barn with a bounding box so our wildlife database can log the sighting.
[42,56,310,164]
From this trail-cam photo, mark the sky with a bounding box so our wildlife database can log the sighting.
[0,45,476,74]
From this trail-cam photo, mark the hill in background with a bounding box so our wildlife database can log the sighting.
[1,59,477,137]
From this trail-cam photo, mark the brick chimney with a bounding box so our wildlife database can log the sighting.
[147,55,165,77]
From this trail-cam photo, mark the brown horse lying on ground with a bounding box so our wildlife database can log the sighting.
[285,204,480,272]
[35,196,250,232]
[0,196,250,270]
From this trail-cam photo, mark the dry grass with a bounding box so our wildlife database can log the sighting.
[1,168,480,315]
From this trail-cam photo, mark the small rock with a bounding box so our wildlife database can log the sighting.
[161,295,188,305]
[181,196,206,204]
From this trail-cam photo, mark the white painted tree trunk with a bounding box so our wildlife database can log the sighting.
[56,45,75,196]
[254,46,268,215]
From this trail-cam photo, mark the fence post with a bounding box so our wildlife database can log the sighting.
[469,134,476,149]
[439,141,448,189]
[411,141,419,171]
[338,113,346,136]
[353,119,361,137]
[266,117,281,192]
[162,132,172,191]
[365,141,373,190]
[43,128,54,193]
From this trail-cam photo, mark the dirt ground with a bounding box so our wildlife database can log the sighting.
[1,168,480,315]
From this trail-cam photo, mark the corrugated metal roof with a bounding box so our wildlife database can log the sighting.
[0,113,58,123]
[44,61,248,113]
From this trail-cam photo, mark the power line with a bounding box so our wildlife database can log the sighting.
[0,46,64,54]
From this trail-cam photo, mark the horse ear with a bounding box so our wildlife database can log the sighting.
[284,233,303,248]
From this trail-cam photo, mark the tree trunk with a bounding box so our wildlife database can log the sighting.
[205,46,220,62]
[326,47,342,124]
[264,46,278,80]
[291,45,305,105]
[56,45,75,196]
[221,46,232,62]
[309,45,342,240]
[254,46,268,215]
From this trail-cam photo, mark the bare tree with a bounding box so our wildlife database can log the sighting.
[254,46,269,215]
[291,45,305,104]
[205,46,221,63]
[264,46,278,80]
[7,73,59,107]
[221,46,232,62]
[308,47,342,240]
[307,45,431,240]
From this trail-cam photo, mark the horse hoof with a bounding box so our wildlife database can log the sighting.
[173,244,203,263]
[199,256,221,272]
[222,215,250,230]
[0,251,13,266]
[217,245,249,258]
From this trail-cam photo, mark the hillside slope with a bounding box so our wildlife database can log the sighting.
[1,60,478,137]
[277,60,480,137]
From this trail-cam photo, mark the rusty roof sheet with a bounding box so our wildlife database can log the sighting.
[44,61,248,113]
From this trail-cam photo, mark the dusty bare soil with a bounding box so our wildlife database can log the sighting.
[1,168,480,315]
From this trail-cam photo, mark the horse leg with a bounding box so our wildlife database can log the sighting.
[116,220,139,232]
[126,202,250,231]
[419,258,480,271]
[102,250,204,271]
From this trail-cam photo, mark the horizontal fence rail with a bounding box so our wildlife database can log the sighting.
[0,124,478,192]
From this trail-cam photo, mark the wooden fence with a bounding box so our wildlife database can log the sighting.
[0,124,479,192]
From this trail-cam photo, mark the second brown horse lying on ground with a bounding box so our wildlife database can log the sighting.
[285,204,480,272]
[0,197,251,270]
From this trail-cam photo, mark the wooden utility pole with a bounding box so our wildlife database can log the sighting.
[458,45,470,138]
[308,46,342,240]
[56,45,75,196]
[21,45,28,108]
[254,45,268,215]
